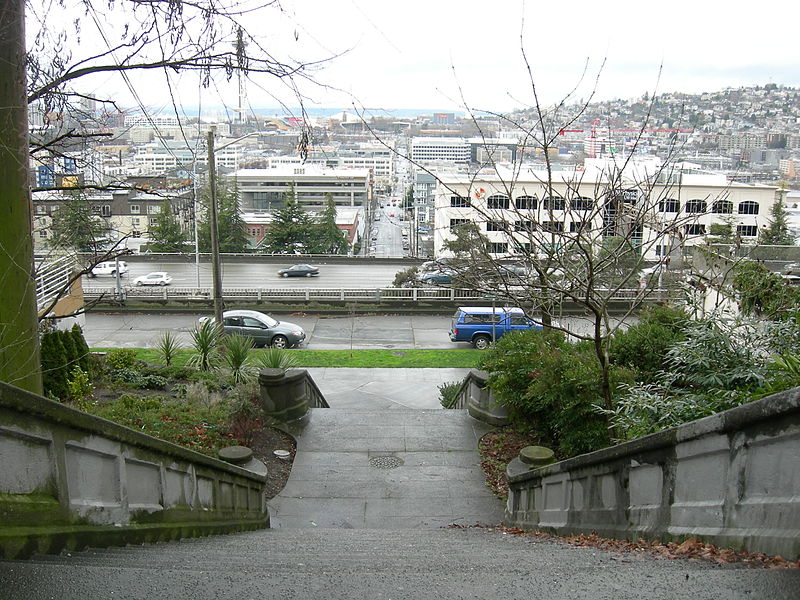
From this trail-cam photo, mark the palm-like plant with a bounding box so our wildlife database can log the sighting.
[221,334,255,384]
[155,331,182,366]
[189,319,222,372]
[255,347,298,372]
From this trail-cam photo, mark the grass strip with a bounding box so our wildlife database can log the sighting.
[92,348,482,369]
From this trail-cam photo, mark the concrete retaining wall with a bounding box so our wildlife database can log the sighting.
[504,387,800,559]
[450,369,510,426]
[0,382,268,559]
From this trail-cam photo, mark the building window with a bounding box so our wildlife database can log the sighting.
[450,195,469,207]
[655,244,668,256]
[571,197,593,211]
[685,224,706,236]
[737,225,758,237]
[569,221,590,232]
[515,220,534,232]
[685,199,707,214]
[543,196,565,211]
[738,201,759,215]
[515,195,537,209]
[487,242,508,254]
[35,205,47,215]
[131,218,141,227]
[542,221,564,232]
[130,204,140,214]
[101,205,111,217]
[487,194,509,209]
[38,229,48,238]
[148,205,161,215]
[449,218,470,230]
[712,200,733,214]
[486,220,505,232]
[659,198,680,212]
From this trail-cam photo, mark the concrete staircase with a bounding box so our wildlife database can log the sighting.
[1,408,797,598]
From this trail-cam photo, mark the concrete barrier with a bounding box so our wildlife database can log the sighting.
[505,387,800,559]
[0,382,268,559]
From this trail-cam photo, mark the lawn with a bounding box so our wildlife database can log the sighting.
[92,347,482,369]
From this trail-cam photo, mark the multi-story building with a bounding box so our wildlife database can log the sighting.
[410,137,470,165]
[432,159,778,261]
[234,165,371,212]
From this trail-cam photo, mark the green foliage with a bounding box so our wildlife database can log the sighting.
[105,348,139,370]
[225,381,263,445]
[155,331,182,366]
[438,381,462,409]
[708,221,734,242]
[732,260,800,317]
[760,196,794,245]
[189,319,222,371]
[67,367,93,402]
[610,305,689,383]
[40,331,69,400]
[308,193,349,254]
[392,266,419,288]
[220,333,255,384]
[147,197,189,252]
[255,347,298,371]
[71,325,91,374]
[198,178,250,253]
[84,393,236,456]
[260,185,316,253]
[111,368,168,389]
[49,193,113,252]
[59,330,79,372]
[595,236,644,286]
[479,329,628,457]
[607,313,800,442]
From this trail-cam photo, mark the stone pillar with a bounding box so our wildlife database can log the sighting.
[259,368,311,423]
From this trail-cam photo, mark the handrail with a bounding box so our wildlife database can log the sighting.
[83,286,682,304]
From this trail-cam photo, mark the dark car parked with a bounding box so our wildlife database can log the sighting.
[278,264,319,278]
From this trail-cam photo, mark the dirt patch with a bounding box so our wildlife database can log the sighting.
[248,426,297,499]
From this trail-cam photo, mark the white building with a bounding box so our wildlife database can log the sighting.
[410,137,470,165]
[432,159,778,261]
[233,165,371,212]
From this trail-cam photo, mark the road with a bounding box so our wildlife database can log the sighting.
[82,312,629,349]
[83,260,408,290]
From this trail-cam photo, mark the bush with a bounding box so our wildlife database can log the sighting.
[220,334,255,384]
[255,347,298,371]
[111,368,168,390]
[71,324,91,374]
[392,266,419,288]
[106,348,139,370]
[155,331,182,366]
[479,329,631,458]
[438,381,462,408]
[610,305,689,383]
[67,366,93,402]
[41,330,69,400]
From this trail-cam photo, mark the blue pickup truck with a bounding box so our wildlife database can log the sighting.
[449,306,542,349]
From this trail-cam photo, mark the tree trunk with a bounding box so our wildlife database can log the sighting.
[0,0,42,393]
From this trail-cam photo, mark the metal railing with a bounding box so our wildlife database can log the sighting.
[83,285,681,304]
[35,254,76,312]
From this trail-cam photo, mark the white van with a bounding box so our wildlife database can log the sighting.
[89,260,128,277]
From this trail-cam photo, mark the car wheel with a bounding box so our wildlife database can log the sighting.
[136,281,143,286]
[271,335,289,349]
[282,272,289,278]
[305,272,312,277]
[473,335,492,350]
[87,272,95,278]
[159,281,167,286]
[110,270,116,276]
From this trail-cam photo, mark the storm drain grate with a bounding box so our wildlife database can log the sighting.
[369,456,404,469]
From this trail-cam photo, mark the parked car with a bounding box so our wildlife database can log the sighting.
[420,270,454,285]
[132,272,172,286]
[88,260,128,277]
[278,264,319,278]
[449,306,542,349]
[198,309,305,348]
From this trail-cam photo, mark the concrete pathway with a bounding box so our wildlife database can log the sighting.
[303,367,471,409]
[269,408,505,529]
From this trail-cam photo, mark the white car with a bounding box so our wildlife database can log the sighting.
[89,260,128,277]
[133,272,172,286]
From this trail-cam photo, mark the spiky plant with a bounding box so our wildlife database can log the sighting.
[221,334,255,384]
[155,330,182,366]
[255,347,298,372]
[189,319,222,372]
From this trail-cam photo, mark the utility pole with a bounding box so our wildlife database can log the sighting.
[207,127,224,328]
[0,0,42,393]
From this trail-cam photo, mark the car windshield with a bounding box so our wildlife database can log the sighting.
[259,314,278,327]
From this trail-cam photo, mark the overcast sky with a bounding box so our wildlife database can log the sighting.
[47,0,800,116]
